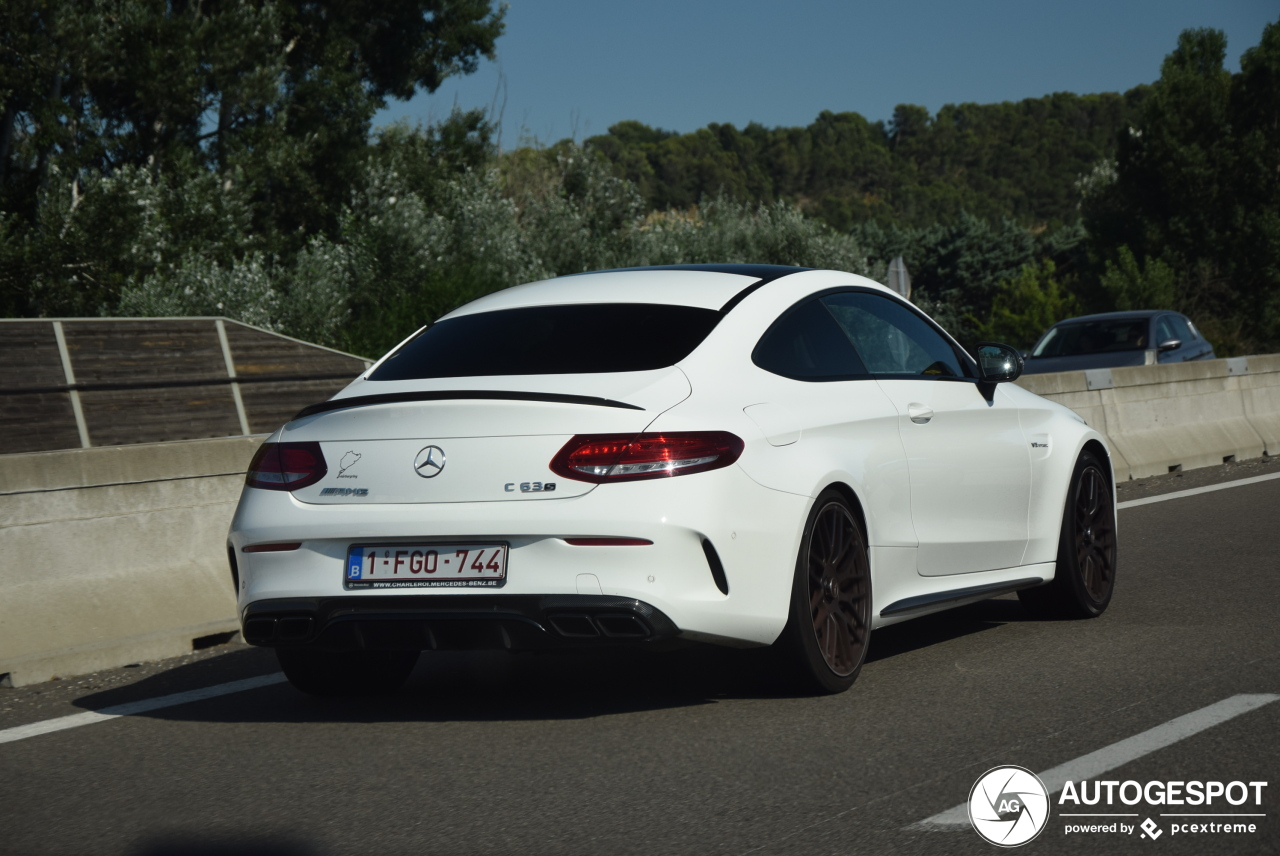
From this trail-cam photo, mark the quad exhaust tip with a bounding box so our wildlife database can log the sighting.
[546,613,650,639]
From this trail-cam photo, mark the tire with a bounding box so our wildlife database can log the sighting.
[276,648,420,697]
[1019,450,1117,619]
[776,490,872,694]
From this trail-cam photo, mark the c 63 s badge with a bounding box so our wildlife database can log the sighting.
[505,482,556,493]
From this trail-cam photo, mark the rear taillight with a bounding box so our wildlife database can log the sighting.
[245,442,327,490]
[550,432,744,483]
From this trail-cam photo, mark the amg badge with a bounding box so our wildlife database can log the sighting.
[320,487,369,497]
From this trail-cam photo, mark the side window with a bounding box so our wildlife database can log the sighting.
[1169,315,1197,342]
[1155,316,1179,345]
[822,292,969,378]
[753,299,869,381]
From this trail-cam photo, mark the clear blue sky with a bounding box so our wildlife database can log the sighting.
[375,0,1278,148]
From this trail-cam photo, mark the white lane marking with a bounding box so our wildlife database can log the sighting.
[910,693,1280,829]
[1118,471,1280,510]
[0,672,287,746]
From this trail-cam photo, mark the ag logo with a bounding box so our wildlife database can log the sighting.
[413,445,446,478]
[968,766,1050,847]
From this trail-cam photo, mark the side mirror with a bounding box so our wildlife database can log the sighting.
[1157,338,1181,352]
[975,342,1024,383]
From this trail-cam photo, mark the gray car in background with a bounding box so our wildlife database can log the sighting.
[1022,310,1215,375]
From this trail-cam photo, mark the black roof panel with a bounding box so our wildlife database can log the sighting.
[564,264,812,314]
[566,263,811,280]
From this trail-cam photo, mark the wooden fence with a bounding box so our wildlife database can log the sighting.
[0,318,370,455]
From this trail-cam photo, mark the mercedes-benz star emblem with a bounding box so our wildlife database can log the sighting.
[413,445,446,478]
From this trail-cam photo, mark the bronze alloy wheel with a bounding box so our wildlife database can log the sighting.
[805,499,871,679]
[1074,463,1116,603]
[1019,450,1118,619]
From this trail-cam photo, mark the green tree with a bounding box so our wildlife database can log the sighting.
[1086,20,1280,352]
[852,213,1039,341]
[972,259,1080,350]
[0,0,505,316]
[587,91,1143,231]
[1099,246,1178,311]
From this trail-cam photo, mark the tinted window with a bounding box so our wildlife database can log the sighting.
[369,304,720,380]
[1033,319,1149,357]
[1168,315,1197,343]
[753,299,868,380]
[823,292,968,378]
[1156,315,1178,345]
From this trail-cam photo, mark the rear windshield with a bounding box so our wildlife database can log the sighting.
[369,303,721,380]
[1033,319,1149,358]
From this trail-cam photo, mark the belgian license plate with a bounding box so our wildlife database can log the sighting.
[344,543,508,589]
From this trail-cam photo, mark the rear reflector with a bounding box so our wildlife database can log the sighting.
[563,538,653,546]
[550,432,744,483]
[242,542,302,553]
[245,442,327,490]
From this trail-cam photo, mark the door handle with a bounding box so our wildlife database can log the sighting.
[908,403,934,424]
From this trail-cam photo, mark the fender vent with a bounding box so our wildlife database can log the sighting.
[701,539,730,595]
[226,546,239,592]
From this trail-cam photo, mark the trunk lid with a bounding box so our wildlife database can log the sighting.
[280,369,689,504]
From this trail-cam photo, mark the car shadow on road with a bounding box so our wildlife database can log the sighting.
[131,836,317,856]
[71,597,1039,725]
[865,596,1033,664]
[72,644,779,725]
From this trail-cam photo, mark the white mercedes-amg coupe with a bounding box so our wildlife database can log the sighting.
[228,265,1117,695]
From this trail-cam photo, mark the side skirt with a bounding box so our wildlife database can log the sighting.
[879,577,1045,619]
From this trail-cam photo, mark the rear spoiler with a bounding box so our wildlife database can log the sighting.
[293,390,644,420]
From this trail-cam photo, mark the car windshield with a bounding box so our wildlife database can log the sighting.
[369,303,722,380]
[1032,319,1149,357]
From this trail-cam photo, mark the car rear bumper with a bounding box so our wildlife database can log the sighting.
[228,464,808,647]
[241,594,681,651]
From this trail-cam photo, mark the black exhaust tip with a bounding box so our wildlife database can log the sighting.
[243,617,277,644]
[276,616,314,641]
[594,614,649,638]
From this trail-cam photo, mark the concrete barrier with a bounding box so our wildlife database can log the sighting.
[0,435,264,686]
[1239,354,1280,457]
[1017,355,1279,480]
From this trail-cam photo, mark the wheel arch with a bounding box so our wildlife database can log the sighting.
[1077,435,1119,543]
[1080,438,1114,488]
[782,478,875,692]
[820,481,870,537]
[1039,433,1118,566]
[1024,433,1119,617]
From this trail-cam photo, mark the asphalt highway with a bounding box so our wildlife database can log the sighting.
[2,465,1278,856]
